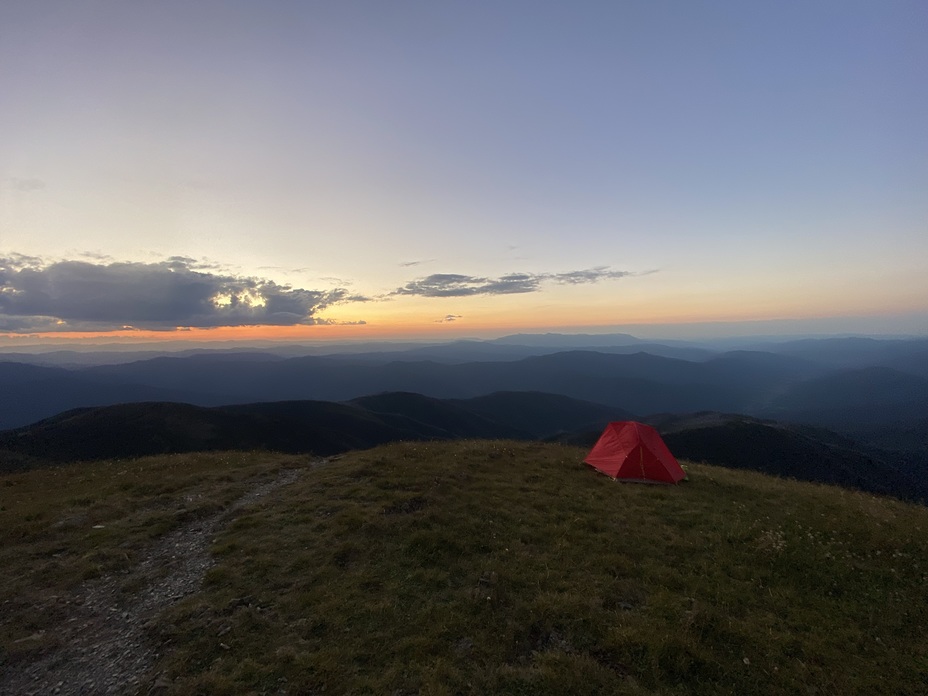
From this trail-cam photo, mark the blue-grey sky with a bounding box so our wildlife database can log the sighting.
[1,0,926,340]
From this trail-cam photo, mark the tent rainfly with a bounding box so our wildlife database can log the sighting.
[584,421,686,483]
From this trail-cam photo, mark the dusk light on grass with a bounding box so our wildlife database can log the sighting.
[1,0,926,344]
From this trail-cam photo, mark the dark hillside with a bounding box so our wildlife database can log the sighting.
[0,391,621,469]
[318,340,715,364]
[347,392,522,439]
[755,336,928,370]
[75,349,823,415]
[0,361,71,384]
[0,401,446,467]
[0,362,221,430]
[4,345,925,432]
[654,414,928,503]
[490,331,643,346]
[83,355,472,404]
[884,347,928,378]
[453,391,630,438]
[4,390,926,505]
[701,351,824,391]
[761,366,928,430]
[851,417,928,458]
[5,391,610,469]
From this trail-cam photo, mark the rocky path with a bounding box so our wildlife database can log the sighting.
[0,467,307,696]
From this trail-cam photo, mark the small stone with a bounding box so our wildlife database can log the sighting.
[13,632,45,644]
[150,674,173,693]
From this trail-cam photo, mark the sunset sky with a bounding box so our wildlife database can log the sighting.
[1,0,926,343]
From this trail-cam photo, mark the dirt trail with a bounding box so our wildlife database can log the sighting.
[1,467,307,696]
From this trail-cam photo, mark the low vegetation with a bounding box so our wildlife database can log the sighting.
[0,451,301,669]
[2,441,927,694]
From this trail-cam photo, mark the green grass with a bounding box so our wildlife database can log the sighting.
[0,450,306,666]
[3,441,928,694]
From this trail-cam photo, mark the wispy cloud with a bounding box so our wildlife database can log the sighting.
[77,251,115,263]
[550,268,634,284]
[393,273,540,297]
[392,267,635,298]
[10,177,46,192]
[434,314,463,323]
[0,256,367,333]
[399,259,435,268]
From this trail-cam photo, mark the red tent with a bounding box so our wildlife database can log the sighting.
[584,421,685,483]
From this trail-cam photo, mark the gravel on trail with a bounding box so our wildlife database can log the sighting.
[0,466,308,696]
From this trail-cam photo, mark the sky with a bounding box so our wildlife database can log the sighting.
[1,0,926,344]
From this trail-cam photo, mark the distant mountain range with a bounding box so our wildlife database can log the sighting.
[1,334,926,501]
[2,390,925,504]
[2,337,926,435]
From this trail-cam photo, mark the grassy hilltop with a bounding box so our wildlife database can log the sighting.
[2,441,927,694]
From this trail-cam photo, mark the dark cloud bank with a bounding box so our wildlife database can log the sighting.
[0,256,365,332]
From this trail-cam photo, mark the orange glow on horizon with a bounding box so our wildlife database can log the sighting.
[0,302,922,346]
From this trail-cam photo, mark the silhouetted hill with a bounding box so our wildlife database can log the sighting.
[1,340,926,444]
[319,340,715,364]
[884,348,928,378]
[81,354,472,405]
[0,390,633,468]
[761,366,928,431]
[0,400,450,468]
[0,361,70,384]
[463,351,707,412]
[347,392,523,439]
[851,417,928,457]
[489,332,643,346]
[652,413,928,503]
[5,382,925,505]
[0,349,171,367]
[2,350,762,429]
[0,362,219,430]
[753,336,928,372]
[551,409,928,503]
[701,350,823,383]
[451,391,630,438]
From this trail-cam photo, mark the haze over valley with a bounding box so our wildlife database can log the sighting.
[3,332,926,503]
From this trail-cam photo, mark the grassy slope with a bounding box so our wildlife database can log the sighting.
[3,442,928,695]
[0,451,305,667]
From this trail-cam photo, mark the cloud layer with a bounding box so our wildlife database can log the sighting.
[392,267,633,298]
[0,254,641,333]
[0,256,363,332]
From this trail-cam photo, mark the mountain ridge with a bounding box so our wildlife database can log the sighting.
[2,390,924,504]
